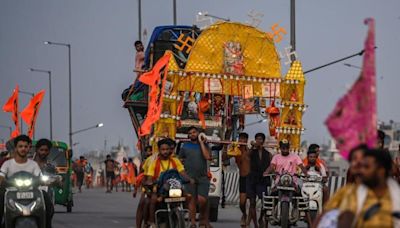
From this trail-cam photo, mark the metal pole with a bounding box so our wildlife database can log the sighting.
[48,71,53,140]
[138,0,142,40]
[68,44,73,149]
[173,0,177,25]
[304,49,367,74]
[290,0,296,61]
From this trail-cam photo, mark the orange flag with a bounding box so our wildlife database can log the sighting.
[2,85,20,138]
[138,53,171,136]
[21,90,45,138]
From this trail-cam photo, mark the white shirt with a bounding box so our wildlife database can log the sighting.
[0,159,41,178]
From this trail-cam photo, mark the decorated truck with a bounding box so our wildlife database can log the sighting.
[123,21,307,221]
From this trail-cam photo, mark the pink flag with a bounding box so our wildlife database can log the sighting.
[325,18,377,159]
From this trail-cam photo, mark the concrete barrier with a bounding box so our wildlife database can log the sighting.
[223,171,346,205]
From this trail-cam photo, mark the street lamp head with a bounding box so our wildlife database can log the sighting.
[97,123,104,128]
[44,41,51,45]
[29,68,34,71]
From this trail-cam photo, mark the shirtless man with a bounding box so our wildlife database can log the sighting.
[233,133,251,226]
[104,154,116,193]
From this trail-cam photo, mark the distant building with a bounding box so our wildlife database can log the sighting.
[379,120,400,157]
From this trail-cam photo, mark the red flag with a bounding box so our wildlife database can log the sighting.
[21,90,45,138]
[2,85,20,138]
[138,53,171,136]
[325,18,377,159]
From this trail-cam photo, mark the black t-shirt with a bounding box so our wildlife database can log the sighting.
[249,148,271,182]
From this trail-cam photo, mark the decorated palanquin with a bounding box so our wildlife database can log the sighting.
[124,22,307,155]
[277,61,307,152]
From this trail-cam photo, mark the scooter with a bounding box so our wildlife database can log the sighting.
[301,170,324,221]
[3,171,46,228]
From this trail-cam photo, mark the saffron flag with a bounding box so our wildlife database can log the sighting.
[21,90,45,138]
[138,53,171,136]
[325,18,377,159]
[2,85,20,138]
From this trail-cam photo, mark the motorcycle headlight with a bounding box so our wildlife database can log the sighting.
[169,189,182,198]
[280,175,293,187]
[41,175,50,182]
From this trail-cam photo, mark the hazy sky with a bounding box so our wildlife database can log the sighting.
[1,0,399,155]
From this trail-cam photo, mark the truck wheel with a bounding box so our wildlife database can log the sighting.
[209,206,218,222]
[67,201,73,213]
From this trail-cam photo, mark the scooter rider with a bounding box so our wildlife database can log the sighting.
[0,135,53,228]
[34,138,56,174]
[33,138,57,227]
[304,147,329,203]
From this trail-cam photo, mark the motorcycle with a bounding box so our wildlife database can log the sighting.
[301,170,324,221]
[3,171,47,228]
[263,172,308,228]
[155,169,189,228]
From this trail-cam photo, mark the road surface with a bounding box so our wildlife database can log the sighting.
[53,187,306,227]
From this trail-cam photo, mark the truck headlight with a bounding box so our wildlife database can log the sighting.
[209,183,216,193]
[169,189,182,197]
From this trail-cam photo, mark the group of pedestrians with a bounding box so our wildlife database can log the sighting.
[104,155,137,193]
[229,132,330,228]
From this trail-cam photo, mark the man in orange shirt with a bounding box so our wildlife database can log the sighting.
[303,144,328,174]
[303,144,330,203]
[120,157,129,192]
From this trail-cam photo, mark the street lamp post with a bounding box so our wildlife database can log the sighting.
[197,12,230,22]
[0,125,12,137]
[138,0,142,40]
[30,68,53,140]
[19,90,34,134]
[173,0,177,25]
[45,41,72,148]
[290,0,296,62]
[71,123,104,147]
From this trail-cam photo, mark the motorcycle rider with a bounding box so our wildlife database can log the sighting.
[265,139,308,190]
[0,135,53,228]
[144,138,193,228]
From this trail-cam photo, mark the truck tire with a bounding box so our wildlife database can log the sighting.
[209,206,218,222]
